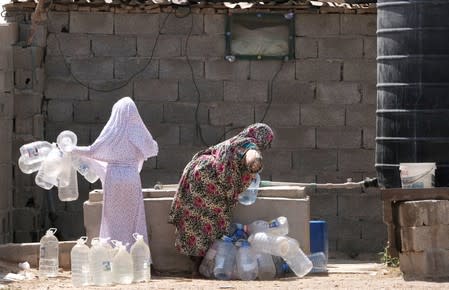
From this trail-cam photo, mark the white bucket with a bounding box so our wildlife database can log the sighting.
[399,162,436,189]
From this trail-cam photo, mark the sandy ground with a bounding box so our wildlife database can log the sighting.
[2,259,449,290]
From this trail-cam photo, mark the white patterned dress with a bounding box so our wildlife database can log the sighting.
[72,97,158,247]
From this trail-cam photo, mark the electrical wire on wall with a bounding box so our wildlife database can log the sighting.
[51,6,171,93]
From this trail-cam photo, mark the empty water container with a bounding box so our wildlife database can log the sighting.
[248,232,290,257]
[256,252,276,280]
[71,236,90,287]
[39,228,59,278]
[213,236,237,280]
[130,233,151,283]
[112,240,133,284]
[238,173,260,205]
[236,240,258,281]
[199,239,223,278]
[282,238,313,278]
[246,216,289,236]
[89,238,113,286]
[308,252,327,273]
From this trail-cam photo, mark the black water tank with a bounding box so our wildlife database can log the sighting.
[376,0,449,188]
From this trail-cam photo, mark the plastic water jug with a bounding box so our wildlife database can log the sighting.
[39,228,59,278]
[272,255,291,278]
[112,241,133,284]
[308,252,327,273]
[58,153,79,201]
[130,233,151,282]
[18,141,52,174]
[35,143,63,190]
[282,237,313,278]
[56,130,77,153]
[89,238,113,286]
[71,236,90,287]
[247,216,289,236]
[199,239,223,278]
[236,240,258,281]
[238,173,260,205]
[230,223,248,242]
[72,156,99,183]
[256,252,276,280]
[213,236,237,280]
[248,232,290,257]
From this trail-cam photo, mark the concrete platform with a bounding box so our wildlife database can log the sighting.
[84,186,310,273]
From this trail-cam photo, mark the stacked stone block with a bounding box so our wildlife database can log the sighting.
[2,4,384,255]
[398,200,449,278]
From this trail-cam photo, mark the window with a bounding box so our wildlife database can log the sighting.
[225,12,295,61]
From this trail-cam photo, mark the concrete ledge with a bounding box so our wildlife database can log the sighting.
[0,241,75,270]
[400,249,449,279]
[84,187,310,273]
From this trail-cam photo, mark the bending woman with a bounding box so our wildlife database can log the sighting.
[168,123,274,275]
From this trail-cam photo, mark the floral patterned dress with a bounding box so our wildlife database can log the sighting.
[168,123,274,256]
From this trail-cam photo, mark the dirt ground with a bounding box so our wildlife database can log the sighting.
[2,259,449,290]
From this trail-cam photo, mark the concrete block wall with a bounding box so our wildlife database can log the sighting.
[398,200,449,278]
[5,4,384,255]
[0,23,17,244]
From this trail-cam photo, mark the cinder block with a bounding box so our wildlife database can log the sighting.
[224,80,268,103]
[115,14,159,35]
[70,12,113,34]
[317,127,361,149]
[45,78,88,101]
[12,208,38,232]
[295,14,340,36]
[88,80,133,101]
[271,81,315,104]
[316,81,361,104]
[346,104,376,127]
[134,79,178,102]
[255,104,300,126]
[339,149,375,172]
[295,37,318,58]
[92,35,136,57]
[361,82,376,105]
[160,59,204,80]
[341,15,376,36]
[209,103,254,126]
[204,14,225,35]
[140,168,178,186]
[183,35,225,57]
[74,100,116,123]
[28,24,47,48]
[137,35,181,57]
[205,59,250,80]
[84,188,310,272]
[262,150,292,172]
[46,100,73,122]
[0,47,13,70]
[316,171,364,184]
[179,124,225,147]
[13,69,33,90]
[296,59,342,81]
[310,192,338,217]
[271,126,315,149]
[338,237,385,255]
[156,147,201,171]
[53,210,85,241]
[398,200,449,227]
[401,225,449,252]
[179,79,223,102]
[44,56,71,78]
[319,38,363,59]
[149,124,180,145]
[160,13,203,35]
[0,22,18,47]
[400,249,449,278]
[0,136,12,162]
[134,101,163,124]
[364,36,376,59]
[163,102,208,124]
[363,127,375,149]
[343,60,376,81]
[249,60,295,81]
[114,57,158,80]
[45,123,90,146]
[13,46,43,70]
[33,114,44,139]
[0,70,13,92]
[47,11,69,33]
[70,57,114,81]
[301,104,345,126]
[15,117,33,135]
[292,149,338,173]
[0,166,12,210]
[46,33,91,57]
[14,92,42,119]
[338,192,382,219]
[361,220,387,241]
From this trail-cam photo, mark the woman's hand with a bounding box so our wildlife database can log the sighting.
[244,149,263,173]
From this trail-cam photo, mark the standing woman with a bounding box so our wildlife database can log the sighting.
[168,123,274,275]
[71,97,158,247]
